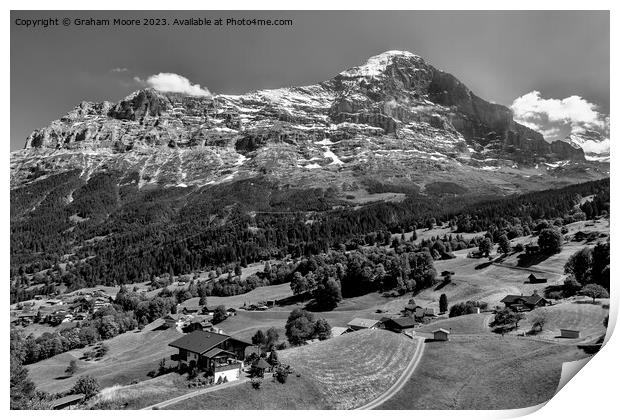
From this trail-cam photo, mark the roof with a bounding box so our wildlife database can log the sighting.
[560,329,580,333]
[252,358,271,369]
[331,326,348,336]
[203,348,236,358]
[500,294,547,305]
[347,318,380,328]
[433,328,450,334]
[168,331,229,354]
[387,317,417,329]
[51,393,85,408]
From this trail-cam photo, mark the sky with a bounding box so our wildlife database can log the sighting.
[10,10,609,151]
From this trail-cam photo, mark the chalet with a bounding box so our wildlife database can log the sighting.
[383,317,417,333]
[92,297,111,312]
[169,331,251,382]
[164,314,189,329]
[181,305,201,315]
[500,294,550,311]
[560,329,581,339]
[403,304,422,316]
[433,328,450,341]
[16,312,36,325]
[414,307,437,319]
[50,393,85,410]
[347,318,380,331]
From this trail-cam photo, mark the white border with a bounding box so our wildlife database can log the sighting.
[3,3,617,420]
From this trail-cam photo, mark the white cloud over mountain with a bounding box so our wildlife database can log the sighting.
[510,90,608,136]
[134,73,211,97]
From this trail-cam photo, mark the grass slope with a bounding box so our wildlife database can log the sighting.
[279,329,419,409]
[379,335,584,410]
[28,319,182,394]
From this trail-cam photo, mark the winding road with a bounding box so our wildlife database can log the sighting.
[355,336,426,410]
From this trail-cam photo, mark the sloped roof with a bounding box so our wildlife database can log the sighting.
[347,318,380,328]
[331,326,348,336]
[388,317,417,328]
[500,294,546,305]
[51,393,85,408]
[203,347,236,358]
[433,328,450,334]
[252,358,271,369]
[169,331,229,354]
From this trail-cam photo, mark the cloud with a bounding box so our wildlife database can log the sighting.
[510,91,609,145]
[134,73,211,97]
[110,67,129,73]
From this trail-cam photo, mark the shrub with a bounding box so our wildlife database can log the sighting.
[71,375,100,399]
[275,366,289,384]
[251,378,262,390]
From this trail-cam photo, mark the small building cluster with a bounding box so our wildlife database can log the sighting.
[500,293,550,312]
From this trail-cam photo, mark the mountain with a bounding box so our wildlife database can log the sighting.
[12,50,605,194]
[10,50,610,292]
[562,130,610,162]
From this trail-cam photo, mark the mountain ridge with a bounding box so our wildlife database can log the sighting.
[12,50,605,194]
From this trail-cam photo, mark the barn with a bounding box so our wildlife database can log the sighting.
[528,274,548,284]
[560,329,581,338]
[433,328,450,341]
[383,317,417,333]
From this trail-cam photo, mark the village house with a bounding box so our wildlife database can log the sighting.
[500,294,550,312]
[168,331,251,382]
[383,317,417,333]
[414,307,437,320]
[347,318,381,331]
[403,303,422,317]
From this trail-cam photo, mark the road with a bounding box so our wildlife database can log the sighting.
[354,336,426,410]
[141,377,249,410]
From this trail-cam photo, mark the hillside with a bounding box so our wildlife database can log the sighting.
[10,51,609,299]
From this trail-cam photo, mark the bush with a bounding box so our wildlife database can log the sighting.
[251,378,262,390]
[71,375,100,399]
[275,366,289,384]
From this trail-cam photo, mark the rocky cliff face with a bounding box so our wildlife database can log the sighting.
[13,50,604,193]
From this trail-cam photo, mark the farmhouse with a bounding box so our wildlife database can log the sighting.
[383,317,417,333]
[347,318,380,331]
[433,328,450,341]
[500,294,550,312]
[404,303,423,316]
[169,331,251,382]
[527,274,548,284]
[560,329,581,339]
[414,307,437,319]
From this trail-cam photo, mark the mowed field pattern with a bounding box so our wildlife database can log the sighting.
[279,329,421,409]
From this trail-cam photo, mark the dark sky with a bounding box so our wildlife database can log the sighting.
[11,10,609,151]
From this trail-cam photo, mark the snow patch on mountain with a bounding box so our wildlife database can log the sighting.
[339,50,421,78]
